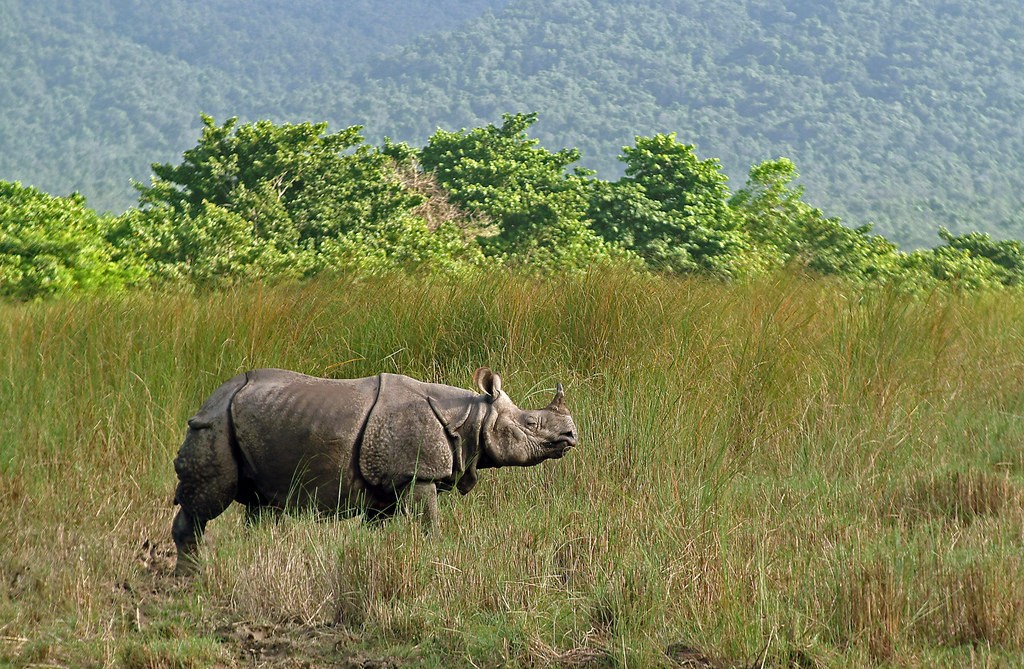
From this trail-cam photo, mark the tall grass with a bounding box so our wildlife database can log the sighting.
[2,271,1024,667]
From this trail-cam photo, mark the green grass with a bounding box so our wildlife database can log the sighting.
[2,271,1024,667]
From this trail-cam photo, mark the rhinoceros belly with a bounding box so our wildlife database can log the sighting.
[230,369,379,511]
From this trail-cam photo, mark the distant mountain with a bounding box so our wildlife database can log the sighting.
[2,0,1022,247]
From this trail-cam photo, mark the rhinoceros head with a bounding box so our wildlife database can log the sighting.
[473,367,577,468]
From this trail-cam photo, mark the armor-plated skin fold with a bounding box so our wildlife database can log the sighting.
[171,367,577,575]
[230,369,380,512]
[358,373,482,493]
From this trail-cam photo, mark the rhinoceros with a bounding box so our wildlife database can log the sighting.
[171,367,576,574]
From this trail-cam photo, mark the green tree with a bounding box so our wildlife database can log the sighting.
[728,158,807,269]
[933,227,1024,286]
[0,181,144,300]
[123,115,480,286]
[590,133,747,276]
[897,246,1006,291]
[419,112,622,270]
[109,203,305,287]
[135,114,409,236]
[730,158,899,281]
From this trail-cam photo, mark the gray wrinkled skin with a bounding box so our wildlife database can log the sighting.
[171,367,576,574]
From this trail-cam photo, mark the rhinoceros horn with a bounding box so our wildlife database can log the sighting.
[547,383,569,415]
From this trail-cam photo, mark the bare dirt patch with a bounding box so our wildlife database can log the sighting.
[664,642,770,669]
[215,620,400,669]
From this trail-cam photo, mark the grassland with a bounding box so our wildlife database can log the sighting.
[2,271,1024,668]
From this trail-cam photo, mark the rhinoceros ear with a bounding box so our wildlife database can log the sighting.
[473,367,502,399]
[547,382,569,414]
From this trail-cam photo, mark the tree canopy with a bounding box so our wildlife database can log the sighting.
[0,182,144,299]
[3,113,1022,299]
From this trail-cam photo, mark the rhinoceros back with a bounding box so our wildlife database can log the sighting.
[230,368,380,510]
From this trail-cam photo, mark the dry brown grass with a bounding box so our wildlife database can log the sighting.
[392,157,495,239]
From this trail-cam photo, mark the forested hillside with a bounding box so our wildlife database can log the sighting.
[2,0,1022,247]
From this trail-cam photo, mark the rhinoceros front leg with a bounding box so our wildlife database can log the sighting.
[361,481,438,529]
[410,481,439,531]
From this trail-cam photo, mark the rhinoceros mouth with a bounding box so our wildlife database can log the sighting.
[545,436,577,457]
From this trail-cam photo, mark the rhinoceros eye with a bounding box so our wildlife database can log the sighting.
[525,415,540,429]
